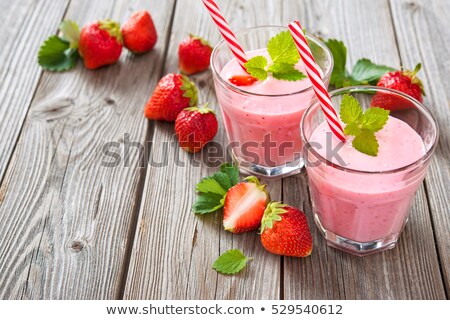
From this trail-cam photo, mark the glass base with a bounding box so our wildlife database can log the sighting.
[314,214,399,256]
[231,152,304,179]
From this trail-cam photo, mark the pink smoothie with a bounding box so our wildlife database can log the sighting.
[217,48,319,167]
[306,116,426,242]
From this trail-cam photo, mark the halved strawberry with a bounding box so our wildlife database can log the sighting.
[229,75,258,87]
[223,176,270,233]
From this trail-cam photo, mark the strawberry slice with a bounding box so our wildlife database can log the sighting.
[223,176,270,233]
[229,75,258,87]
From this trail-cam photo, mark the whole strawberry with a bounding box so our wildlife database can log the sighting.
[175,105,218,153]
[78,20,123,69]
[222,176,270,233]
[371,63,425,111]
[178,34,213,75]
[145,73,198,121]
[121,10,157,54]
[260,202,312,257]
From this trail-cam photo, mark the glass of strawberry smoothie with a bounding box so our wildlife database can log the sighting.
[211,26,333,178]
[302,86,439,256]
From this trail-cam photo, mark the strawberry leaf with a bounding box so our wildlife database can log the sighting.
[193,163,239,214]
[349,58,395,85]
[59,20,80,49]
[325,39,348,88]
[212,249,249,275]
[38,36,79,72]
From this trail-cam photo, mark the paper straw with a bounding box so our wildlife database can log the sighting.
[202,0,248,70]
[288,20,346,142]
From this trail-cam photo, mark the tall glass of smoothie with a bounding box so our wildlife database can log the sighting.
[302,86,438,255]
[211,26,333,178]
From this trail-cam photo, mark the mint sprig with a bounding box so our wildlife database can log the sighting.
[38,20,81,72]
[244,31,306,82]
[212,249,250,275]
[193,163,239,214]
[325,39,395,88]
[340,94,390,156]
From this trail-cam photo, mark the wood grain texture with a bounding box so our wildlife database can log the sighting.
[124,0,284,300]
[282,0,445,299]
[390,0,450,297]
[0,0,175,299]
[0,0,70,184]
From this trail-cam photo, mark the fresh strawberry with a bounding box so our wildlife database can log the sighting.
[144,73,198,121]
[178,34,213,75]
[260,202,312,257]
[78,20,123,69]
[229,75,258,86]
[223,177,270,233]
[175,105,218,153]
[371,63,425,111]
[121,10,157,54]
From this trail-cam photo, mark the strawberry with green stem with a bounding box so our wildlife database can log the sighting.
[260,202,312,257]
[178,34,213,75]
[144,73,198,121]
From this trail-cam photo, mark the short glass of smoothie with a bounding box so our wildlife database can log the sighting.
[211,26,333,178]
[302,86,438,256]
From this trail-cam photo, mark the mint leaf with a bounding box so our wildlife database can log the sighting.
[352,130,379,157]
[212,249,249,275]
[339,94,363,124]
[339,93,390,156]
[325,39,348,88]
[38,36,79,72]
[267,31,300,65]
[244,56,268,81]
[350,58,395,85]
[343,122,361,136]
[362,107,390,132]
[193,163,239,214]
[269,63,306,81]
[59,20,80,49]
[243,31,304,82]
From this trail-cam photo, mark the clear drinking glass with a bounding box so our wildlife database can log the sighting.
[301,86,439,256]
[211,26,333,178]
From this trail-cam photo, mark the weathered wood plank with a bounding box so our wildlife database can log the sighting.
[390,0,450,296]
[283,0,445,299]
[124,0,284,300]
[0,0,70,184]
[0,0,176,299]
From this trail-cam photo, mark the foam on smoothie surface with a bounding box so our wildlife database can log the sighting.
[310,116,426,171]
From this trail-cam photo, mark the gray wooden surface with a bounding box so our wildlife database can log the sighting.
[0,0,448,300]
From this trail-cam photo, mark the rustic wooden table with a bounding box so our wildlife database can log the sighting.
[0,0,448,300]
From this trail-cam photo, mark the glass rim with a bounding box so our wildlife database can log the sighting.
[301,85,440,175]
[210,25,334,97]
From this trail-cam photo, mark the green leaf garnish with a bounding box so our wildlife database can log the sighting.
[340,94,390,156]
[59,20,80,49]
[349,58,395,85]
[244,31,305,82]
[244,56,268,81]
[212,249,249,275]
[267,31,300,65]
[325,39,395,88]
[193,163,239,214]
[38,36,79,72]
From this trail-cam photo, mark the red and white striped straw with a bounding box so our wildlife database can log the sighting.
[202,0,248,70]
[288,20,346,142]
